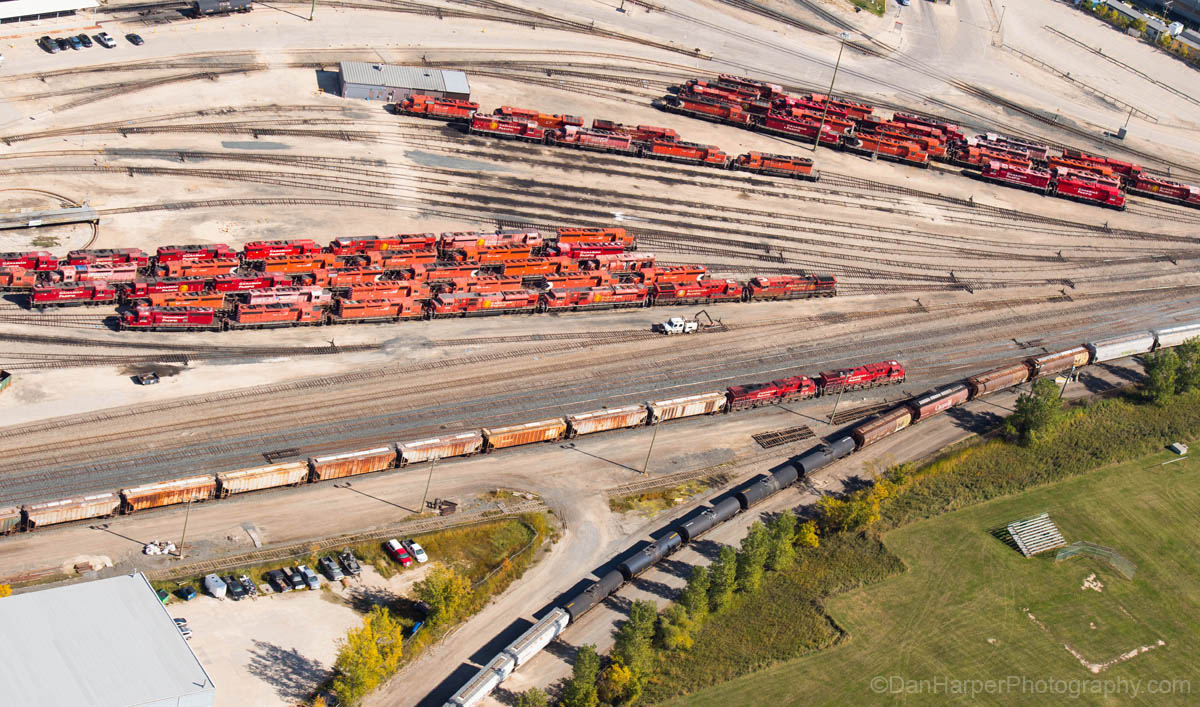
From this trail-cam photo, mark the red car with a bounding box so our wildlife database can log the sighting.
[385,539,413,567]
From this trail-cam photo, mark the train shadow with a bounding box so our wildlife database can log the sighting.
[945,405,1003,434]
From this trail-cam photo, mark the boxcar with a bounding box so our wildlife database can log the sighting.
[22,493,121,529]
[309,447,397,481]
[567,405,649,437]
[647,392,728,423]
[482,419,568,451]
[397,433,484,466]
[851,407,912,449]
[121,476,216,512]
[216,462,309,497]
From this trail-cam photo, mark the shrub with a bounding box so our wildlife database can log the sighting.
[707,546,738,613]
[735,522,770,592]
[561,645,601,707]
[332,606,404,706]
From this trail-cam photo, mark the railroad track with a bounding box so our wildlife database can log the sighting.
[1,286,1192,502]
[829,399,897,425]
[140,499,548,582]
[752,425,815,449]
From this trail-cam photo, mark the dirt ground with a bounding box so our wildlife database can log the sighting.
[168,562,432,707]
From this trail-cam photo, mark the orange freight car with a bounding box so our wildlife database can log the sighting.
[347,280,430,301]
[0,267,36,289]
[159,258,240,278]
[146,291,226,308]
[330,298,424,323]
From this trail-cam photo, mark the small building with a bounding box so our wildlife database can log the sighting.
[338,62,470,102]
[1103,0,1148,24]
[0,0,98,23]
[0,572,215,707]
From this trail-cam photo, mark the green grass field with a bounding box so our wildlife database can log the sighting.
[674,450,1200,705]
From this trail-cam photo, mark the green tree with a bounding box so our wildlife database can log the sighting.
[414,565,472,625]
[796,519,820,549]
[331,605,404,705]
[765,510,798,571]
[515,687,548,707]
[735,522,770,592]
[1003,378,1064,444]
[707,545,738,613]
[597,662,641,706]
[612,599,657,674]
[679,565,709,621]
[1173,338,1200,393]
[655,603,695,651]
[1143,348,1180,405]
[560,644,601,707]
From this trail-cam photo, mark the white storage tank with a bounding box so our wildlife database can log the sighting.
[1086,331,1155,363]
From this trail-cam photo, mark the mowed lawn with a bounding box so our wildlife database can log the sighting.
[675,450,1200,705]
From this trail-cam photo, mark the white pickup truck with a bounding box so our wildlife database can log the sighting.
[654,317,699,335]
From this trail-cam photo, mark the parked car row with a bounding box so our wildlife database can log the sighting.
[38,32,140,54]
[385,538,428,567]
[267,550,363,593]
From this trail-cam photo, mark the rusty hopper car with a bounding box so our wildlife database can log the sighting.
[308,446,397,481]
[216,461,310,497]
[965,363,1030,398]
[482,419,568,451]
[850,407,913,449]
[647,392,728,423]
[906,383,970,421]
[0,506,22,535]
[121,476,217,512]
[22,493,121,529]
[397,432,484,466]
[1026,347,1090,377]
[567,405,649,437]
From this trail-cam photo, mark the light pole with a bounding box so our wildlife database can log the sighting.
[309,0,316,20]
[813,32,851,153]
[177,496,193,559]
[997,5,1007,45]
[421,455,438,511]
[641,421,659,475]
[828,385,848,425]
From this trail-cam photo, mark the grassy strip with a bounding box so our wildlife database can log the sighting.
[608,476,729,516]
[642,390,1200,701]
[881,391,1200,529]
[849,0,885,17]
[642,532,903,701]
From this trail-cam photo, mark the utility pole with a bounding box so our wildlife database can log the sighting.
[641,422,659,475]
[1059,365,1075,399]
[997,5,1007,45]
[421,455,438,511]
[177,496,193,559]
[813,32,850,153]
[309,0,316,21]
[828,385,848,425]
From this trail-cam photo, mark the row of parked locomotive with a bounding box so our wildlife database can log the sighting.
[0,227,836,328]
[659,74,1200,211]
[397,94,820,181]
[445,321,1200,707]
[401,75,1200,213]
[0,359,903,536]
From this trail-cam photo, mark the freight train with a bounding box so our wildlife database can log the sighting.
[399,75,1198,211]
[0,360,904,535]
[0,228,838,329]
[442,320,1200,707]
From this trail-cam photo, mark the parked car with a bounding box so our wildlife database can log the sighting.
[287,567,306,590]
[403,540,428,564]
[204,573,227,599]
[318,556,344,581]
[239,574,258,597]
[298,565,320,590]
[177,585,197,601]
[68,35,82,50]
[55,38,71,51]
[176,622,192,640]
[126,33,145,46]
[173,617,188,627]
[95,32,116,48]
[385,539,413,567]
[156,589,170,604]
[339,549,362,576]
[266,569,291,593]
[224,575,247,601]
[77,33,93,48]
[39,36,59,54]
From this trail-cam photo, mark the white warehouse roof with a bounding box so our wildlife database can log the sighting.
[0,573,214,707]
[0,0,99,20]
[339,61,469,93]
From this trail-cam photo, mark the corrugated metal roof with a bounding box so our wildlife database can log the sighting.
[339,62,469,92]
[0,205,97,230]
[0,573,214,707]
[0,0,97,19]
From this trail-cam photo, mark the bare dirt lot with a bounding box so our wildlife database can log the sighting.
[2,0,1199,703]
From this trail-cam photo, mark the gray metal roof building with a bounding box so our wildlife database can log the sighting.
[0,573,214,707]
[338,61,471,102]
